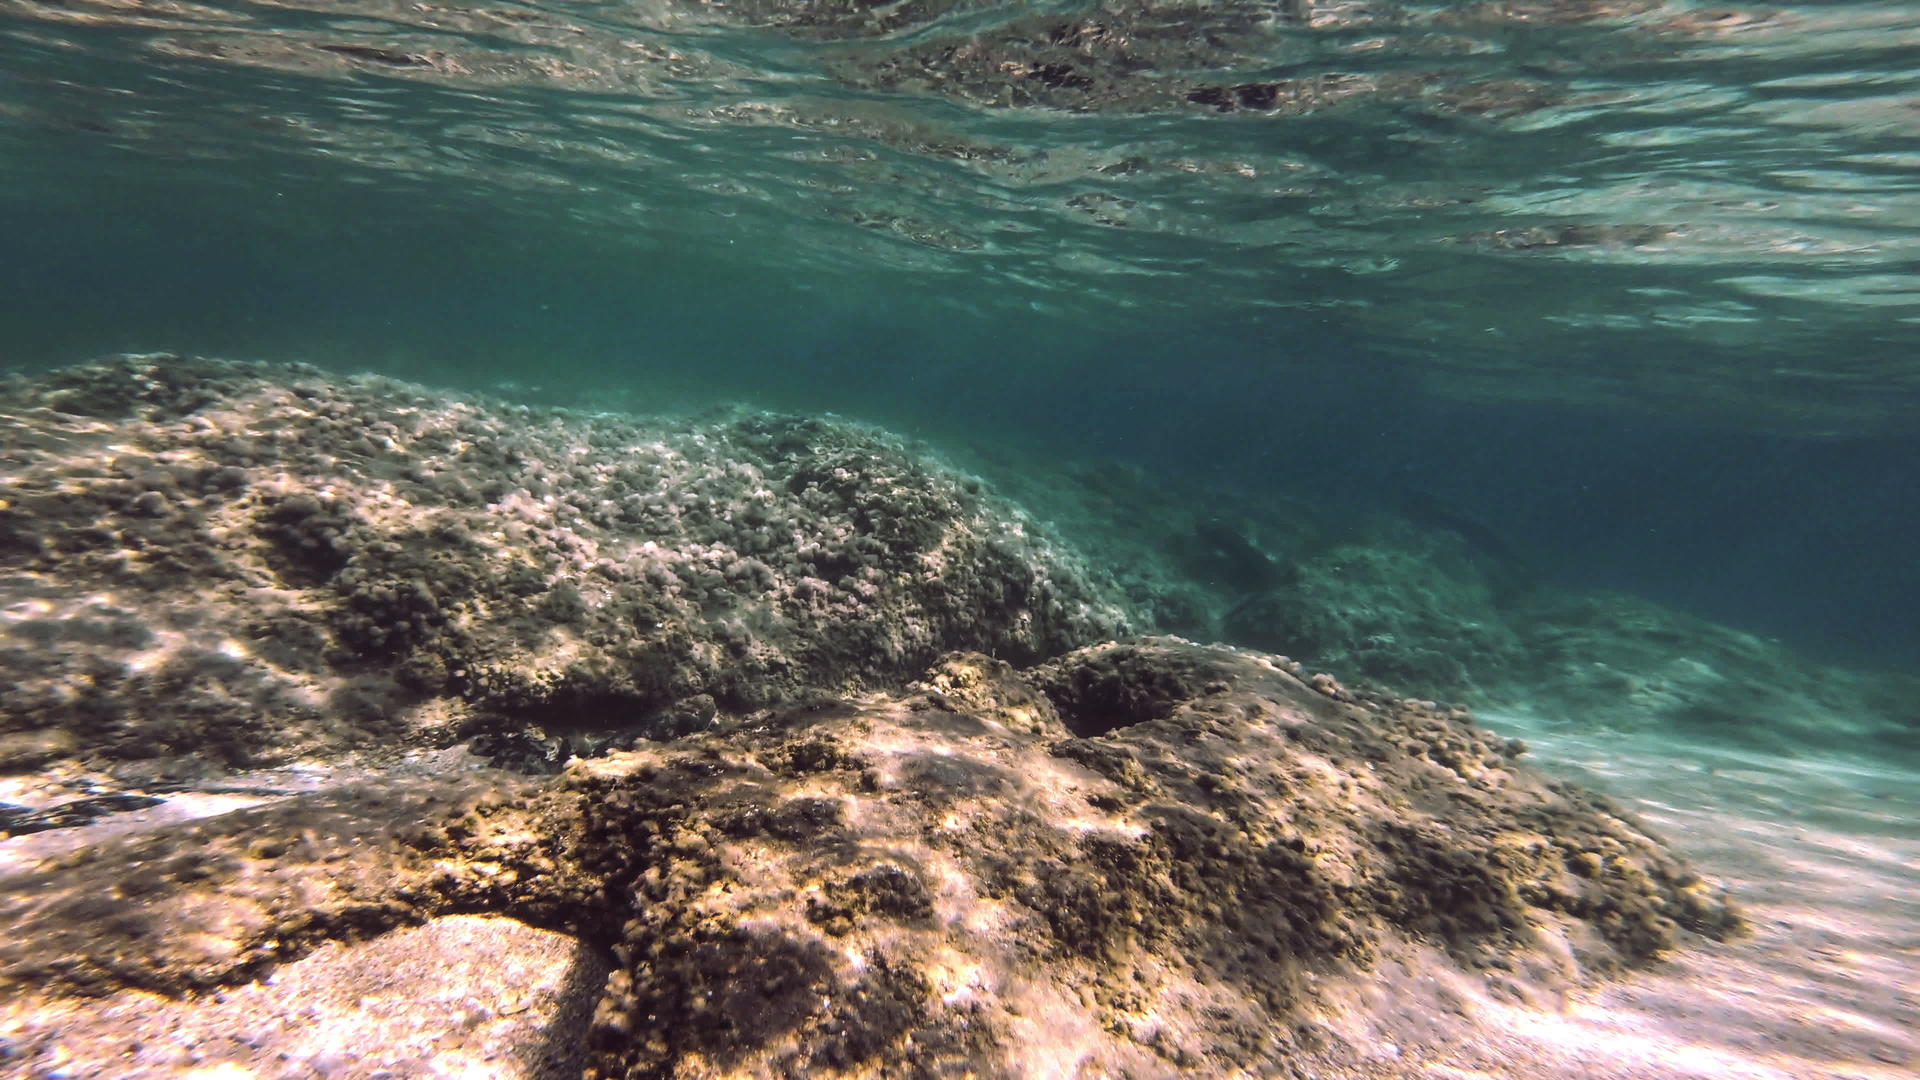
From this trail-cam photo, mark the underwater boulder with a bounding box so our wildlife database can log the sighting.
[0,640,1742,1077]
[0,358,1756,1078]
[1221,539,1529,700]
[0,356,1131,780]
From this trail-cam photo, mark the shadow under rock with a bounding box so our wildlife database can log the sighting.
[524,936,614,1080]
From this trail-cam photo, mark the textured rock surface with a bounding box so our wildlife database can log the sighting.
[0,358,1756,1078]
[0,355,1128,779]
[0,640,1741,1078]
[0,914,604,1079]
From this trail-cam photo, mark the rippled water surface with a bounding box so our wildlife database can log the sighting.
[2,9,1919,1074]
[6,0,1918,426]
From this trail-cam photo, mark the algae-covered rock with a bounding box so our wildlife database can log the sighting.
[0,357,1755,1078]
[1,641,1741,1078]
[0,355,1129,780]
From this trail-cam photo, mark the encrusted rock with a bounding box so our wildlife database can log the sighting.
[1,640,1741,1077]
[0,358,1748,1078]
[0,356,1130,778]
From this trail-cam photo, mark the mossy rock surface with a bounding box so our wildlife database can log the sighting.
[1,640,1742,1077]
[0,357,1762,1077]
[0,356,1129,779]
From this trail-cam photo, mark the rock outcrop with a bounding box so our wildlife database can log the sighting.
[0,358,1743,1079]
[1,641,1742,1078]
[0,355,1127,780]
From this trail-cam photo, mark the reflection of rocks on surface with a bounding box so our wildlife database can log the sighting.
[0,640,1742,1078]
[1459,224,1680,252]
[7,0,1905,438]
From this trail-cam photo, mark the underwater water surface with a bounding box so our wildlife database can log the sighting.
[1,0,1918,1076]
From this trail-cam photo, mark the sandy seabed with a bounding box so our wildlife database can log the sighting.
[1413,719,1919,1080]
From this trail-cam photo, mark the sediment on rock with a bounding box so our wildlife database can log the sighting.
[1,640,1742,1077]
[0,355,1130,779]
[0,357,1747,1078]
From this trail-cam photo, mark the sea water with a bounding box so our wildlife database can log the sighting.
[1,0,1915,1076]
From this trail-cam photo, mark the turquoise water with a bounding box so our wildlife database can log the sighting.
[3,9,1920,1073]
[3,0,1917,668]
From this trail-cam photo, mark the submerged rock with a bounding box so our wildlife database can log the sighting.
[0,355,1128,780]
[989,457,1920,750]
[0,357,1747,1078]
[0,640,1741,1077]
